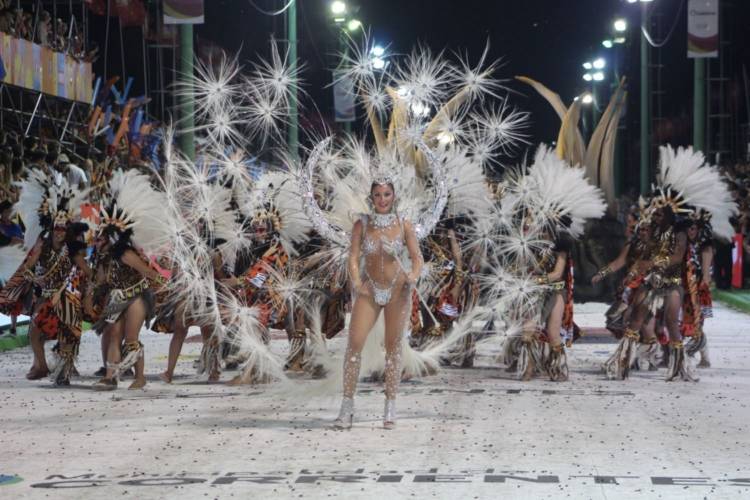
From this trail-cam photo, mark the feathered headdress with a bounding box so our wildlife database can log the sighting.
[97,169,172,255]
[239,169,312,256]
[14,168,88,248]
[522,145,606,238]
[651,145,736,240]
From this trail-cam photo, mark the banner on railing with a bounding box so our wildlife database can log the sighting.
[0,33,92,102]
[164,0,204,25]
[688,0,719,58]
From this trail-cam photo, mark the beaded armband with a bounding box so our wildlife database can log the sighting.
[596,265,613,279]
[536,274,549,285]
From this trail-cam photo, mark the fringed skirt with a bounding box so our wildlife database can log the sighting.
[94,286,155,334]
[539,287,574,344]
[0,268,34,316]
[321,287,347,339]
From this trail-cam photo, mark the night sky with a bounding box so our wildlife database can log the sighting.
[89,0,750,189]
[199,0,641,143]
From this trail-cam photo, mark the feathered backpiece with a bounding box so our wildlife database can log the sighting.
[518,145,606,238]
[97,169,172,255]
[296,35,529,247]
[14,168,88,248]
[652,145,736,240]
[234,169,310,256]
[172,39,302,151]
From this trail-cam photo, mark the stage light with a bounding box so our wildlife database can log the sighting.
[371,45,385,57]
[347,19,361,31]
[583,73,593,82]
[330,1,346,15]
[602,40,614,48]
[593,58,606,69]
[593,71,605,81]
[583,62,593,70]
[614,19,627,32]
[582,93,594,104]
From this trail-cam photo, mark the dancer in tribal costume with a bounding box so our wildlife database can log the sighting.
[682,211,716,368]
[411,219,479,367]
[90,169,171,390]
[0,169,90,385]
[494,147,605,382]
[221,168,313,384]
[604,146,735,381]
[594,209,655,339]
[594,211,662,371]
[525,234,577,381]
[154,182,240,384]
[154,251,223,384]
[224,222,288,384]
[284,234,348,377]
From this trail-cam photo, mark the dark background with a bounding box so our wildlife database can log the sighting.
[86,0,750,191]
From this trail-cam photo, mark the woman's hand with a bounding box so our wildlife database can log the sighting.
[591,274,603,285]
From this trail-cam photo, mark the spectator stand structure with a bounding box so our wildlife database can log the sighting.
[0,1,95,156]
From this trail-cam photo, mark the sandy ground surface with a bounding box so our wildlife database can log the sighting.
[1,302,749,499]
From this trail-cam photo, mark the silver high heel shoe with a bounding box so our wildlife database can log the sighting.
[383,399,396,430]
[332,397,354,429]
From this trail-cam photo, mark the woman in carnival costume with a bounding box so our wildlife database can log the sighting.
[593,206,660,369]
[0,169,90,385]
[604,146,735,381]
[496,147,606,382]
[90,169,171,390]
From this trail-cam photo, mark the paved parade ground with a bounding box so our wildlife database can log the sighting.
[1,302,749,499]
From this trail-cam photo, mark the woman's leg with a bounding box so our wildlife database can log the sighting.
[103,319,125,379]
[641,317,657,341]
[332,292,380,428]
[26,323,48,377]
[123,299,147,389]
[161,319,188,383]
[341,293,380,398]
[637,316,660,370]
[200,325,220,382]
[663,290,682,342]
[664,289,696,381]
[545,294,564,347]
[99,327,111,372]
[382,285,411,400]
[605,289,650,380]
[544,294,568,382]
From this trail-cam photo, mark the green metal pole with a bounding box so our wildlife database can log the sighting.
[287,0,299,160]
[639,5,650,196]
[179,24,195,161]
[693,58,706,153]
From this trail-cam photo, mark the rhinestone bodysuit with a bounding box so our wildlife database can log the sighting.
[360,214,409,306]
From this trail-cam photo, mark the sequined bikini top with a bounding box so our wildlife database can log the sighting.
[361,214,405,258]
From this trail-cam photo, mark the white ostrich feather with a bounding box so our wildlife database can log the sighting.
[223,299,288,383]
[524,145,606,238]
[105,169,172,256]
[0,244,26,282]
[656,145,737,240]
[443,151,493,218]
[13,168,49,248]
[241,169,312,256]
